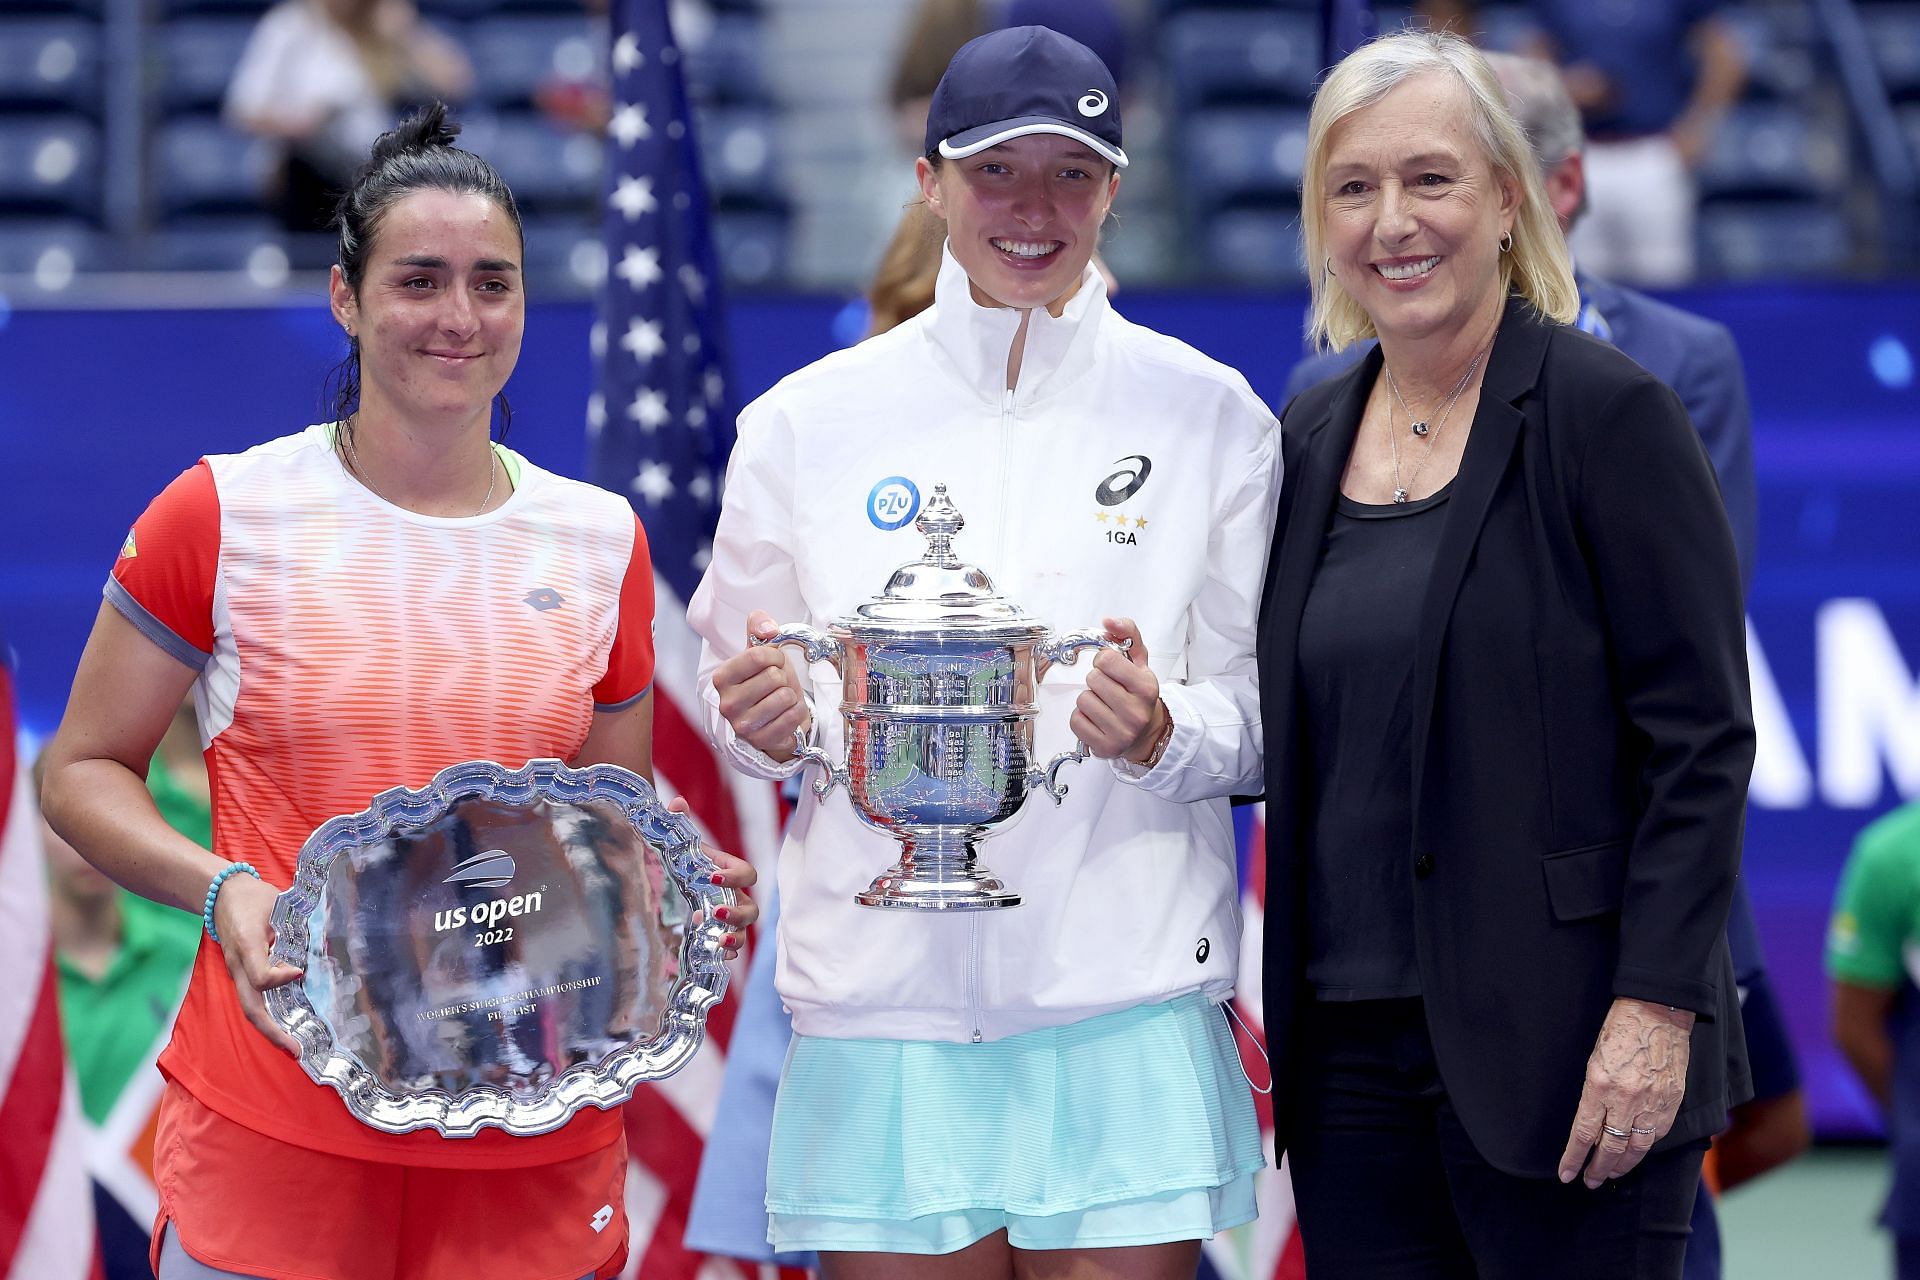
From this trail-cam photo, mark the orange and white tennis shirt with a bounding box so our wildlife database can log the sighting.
[108,423,655,1167]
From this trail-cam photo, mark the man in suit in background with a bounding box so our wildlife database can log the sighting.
[1281,50,1802,1280]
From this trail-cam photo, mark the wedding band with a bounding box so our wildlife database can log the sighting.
[1631,1125,1658,1135]
[1602,1125,1631,1138]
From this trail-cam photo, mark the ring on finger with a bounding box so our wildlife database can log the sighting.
[1602,1125,1631,1139]
[1630,1125,1657,1135]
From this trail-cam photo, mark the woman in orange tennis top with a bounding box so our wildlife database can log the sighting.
[39,105,758,1280]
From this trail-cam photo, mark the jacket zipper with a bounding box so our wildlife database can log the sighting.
[995,386,1015,570]
[966,916,984,1043]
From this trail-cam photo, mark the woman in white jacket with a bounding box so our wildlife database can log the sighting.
[688,26,1281,1278]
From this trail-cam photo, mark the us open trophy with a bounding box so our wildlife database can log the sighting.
[755,484,1119,910]
[265,760,735,1137]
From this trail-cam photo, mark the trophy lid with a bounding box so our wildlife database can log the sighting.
[851,485,1039,630]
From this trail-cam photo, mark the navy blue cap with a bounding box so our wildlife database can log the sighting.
[925,25,1128,170]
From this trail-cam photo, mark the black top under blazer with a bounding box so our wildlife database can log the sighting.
[1258,296,1757,1179]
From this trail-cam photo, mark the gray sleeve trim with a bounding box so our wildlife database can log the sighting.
[594,682,653,714]
[103,577,210,671]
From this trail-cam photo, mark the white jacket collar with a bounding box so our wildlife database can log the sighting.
[924,241,1109,406]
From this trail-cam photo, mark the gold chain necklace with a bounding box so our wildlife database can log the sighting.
[338,424,497,517]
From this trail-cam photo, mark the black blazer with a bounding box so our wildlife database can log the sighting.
[1258,297,1756,1178]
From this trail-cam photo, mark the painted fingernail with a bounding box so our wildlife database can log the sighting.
[710,873,725,885]
[714,906,731,922]
[724,933,740,949]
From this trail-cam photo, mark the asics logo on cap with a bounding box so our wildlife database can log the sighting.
[1078,90,1108,117]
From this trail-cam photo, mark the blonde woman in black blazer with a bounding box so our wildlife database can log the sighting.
[1257,31,1754,1279]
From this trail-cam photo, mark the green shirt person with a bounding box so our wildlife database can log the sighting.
[40,714,206,1123]
[1827,801,1920,1270]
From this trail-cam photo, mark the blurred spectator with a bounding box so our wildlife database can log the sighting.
[1828,800,1920,1278]
[33,699,205,1129]
[888,0,984,155]
[864,198,946,337]
[886,0,1129,157]
[224,0,472,233]
[1526,0,1745,285]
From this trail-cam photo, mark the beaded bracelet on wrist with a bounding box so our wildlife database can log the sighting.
[202,862,262,944]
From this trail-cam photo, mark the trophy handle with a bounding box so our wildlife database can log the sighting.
[1031,630,1133,804]
[787,729,847,798]
[750,624,848,797]
[753,623,845,672]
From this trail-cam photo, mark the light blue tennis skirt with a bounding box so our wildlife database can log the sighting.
[765,993,1266,1254]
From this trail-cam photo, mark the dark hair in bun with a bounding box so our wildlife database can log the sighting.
[327,102,524,436]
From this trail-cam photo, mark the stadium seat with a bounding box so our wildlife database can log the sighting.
[152,115,273,216]
[1162,9,1321,109]
[466,15,597,110]
[713,207,790,287]
[1720,3,1819,102]
[7,0,104,15]
[0,116,101,219]
[460,111,600,213]
[1697,200,1850,279]
[143,214,286,273]
[156,0,270,15]
[1696,103,1845,200]
[156,18,257,114]
[697,107,783,206]
[1901,103,1920,167]
[1863,4,1920,100]
[519,213,602,294]
[1179,107,1310,215]
[1470,5,1541,53]
[0,218,108,284]
[685,12,770,107]
[0,18,103,115]
[412,0,484,17]
[1198,206,1307,286]
[1155,0,1322,14]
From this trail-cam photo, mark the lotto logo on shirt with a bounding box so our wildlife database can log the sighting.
[868,476,921,530]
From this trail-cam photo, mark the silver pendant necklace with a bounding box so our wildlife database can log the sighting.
[339,423,497,517]
[1383,336,1493,504]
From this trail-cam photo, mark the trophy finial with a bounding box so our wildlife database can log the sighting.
[916,484,964,568]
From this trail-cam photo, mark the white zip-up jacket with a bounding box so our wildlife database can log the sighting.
[688,247,1282,1043]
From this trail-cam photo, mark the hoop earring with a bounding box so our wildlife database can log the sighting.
[1499,231,1514,253]
[1324,256,1336,278]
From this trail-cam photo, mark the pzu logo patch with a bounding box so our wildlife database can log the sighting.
[868,476,921,530]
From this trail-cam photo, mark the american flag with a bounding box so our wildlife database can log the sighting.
[588,5,782,1275]
[0,643,102,1280]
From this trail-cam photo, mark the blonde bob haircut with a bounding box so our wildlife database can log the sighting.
[1301,29,1578,351]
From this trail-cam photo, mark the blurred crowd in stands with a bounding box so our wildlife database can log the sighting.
[0,0,1916,295]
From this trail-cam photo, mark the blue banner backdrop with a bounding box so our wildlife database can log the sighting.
[2,283,1915,1138]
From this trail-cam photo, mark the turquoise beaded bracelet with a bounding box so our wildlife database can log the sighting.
[202,863,261,944]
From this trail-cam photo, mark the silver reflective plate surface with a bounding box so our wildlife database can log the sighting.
[265,759,734,1137]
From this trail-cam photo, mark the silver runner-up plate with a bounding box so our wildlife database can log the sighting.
[264,759,735,1138]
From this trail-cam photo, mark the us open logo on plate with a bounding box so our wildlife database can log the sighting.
[868,476,921,530]
[444,849,516,889]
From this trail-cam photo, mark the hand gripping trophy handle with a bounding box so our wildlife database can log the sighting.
[749,624,848,798]
[1031,629,1133,803]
